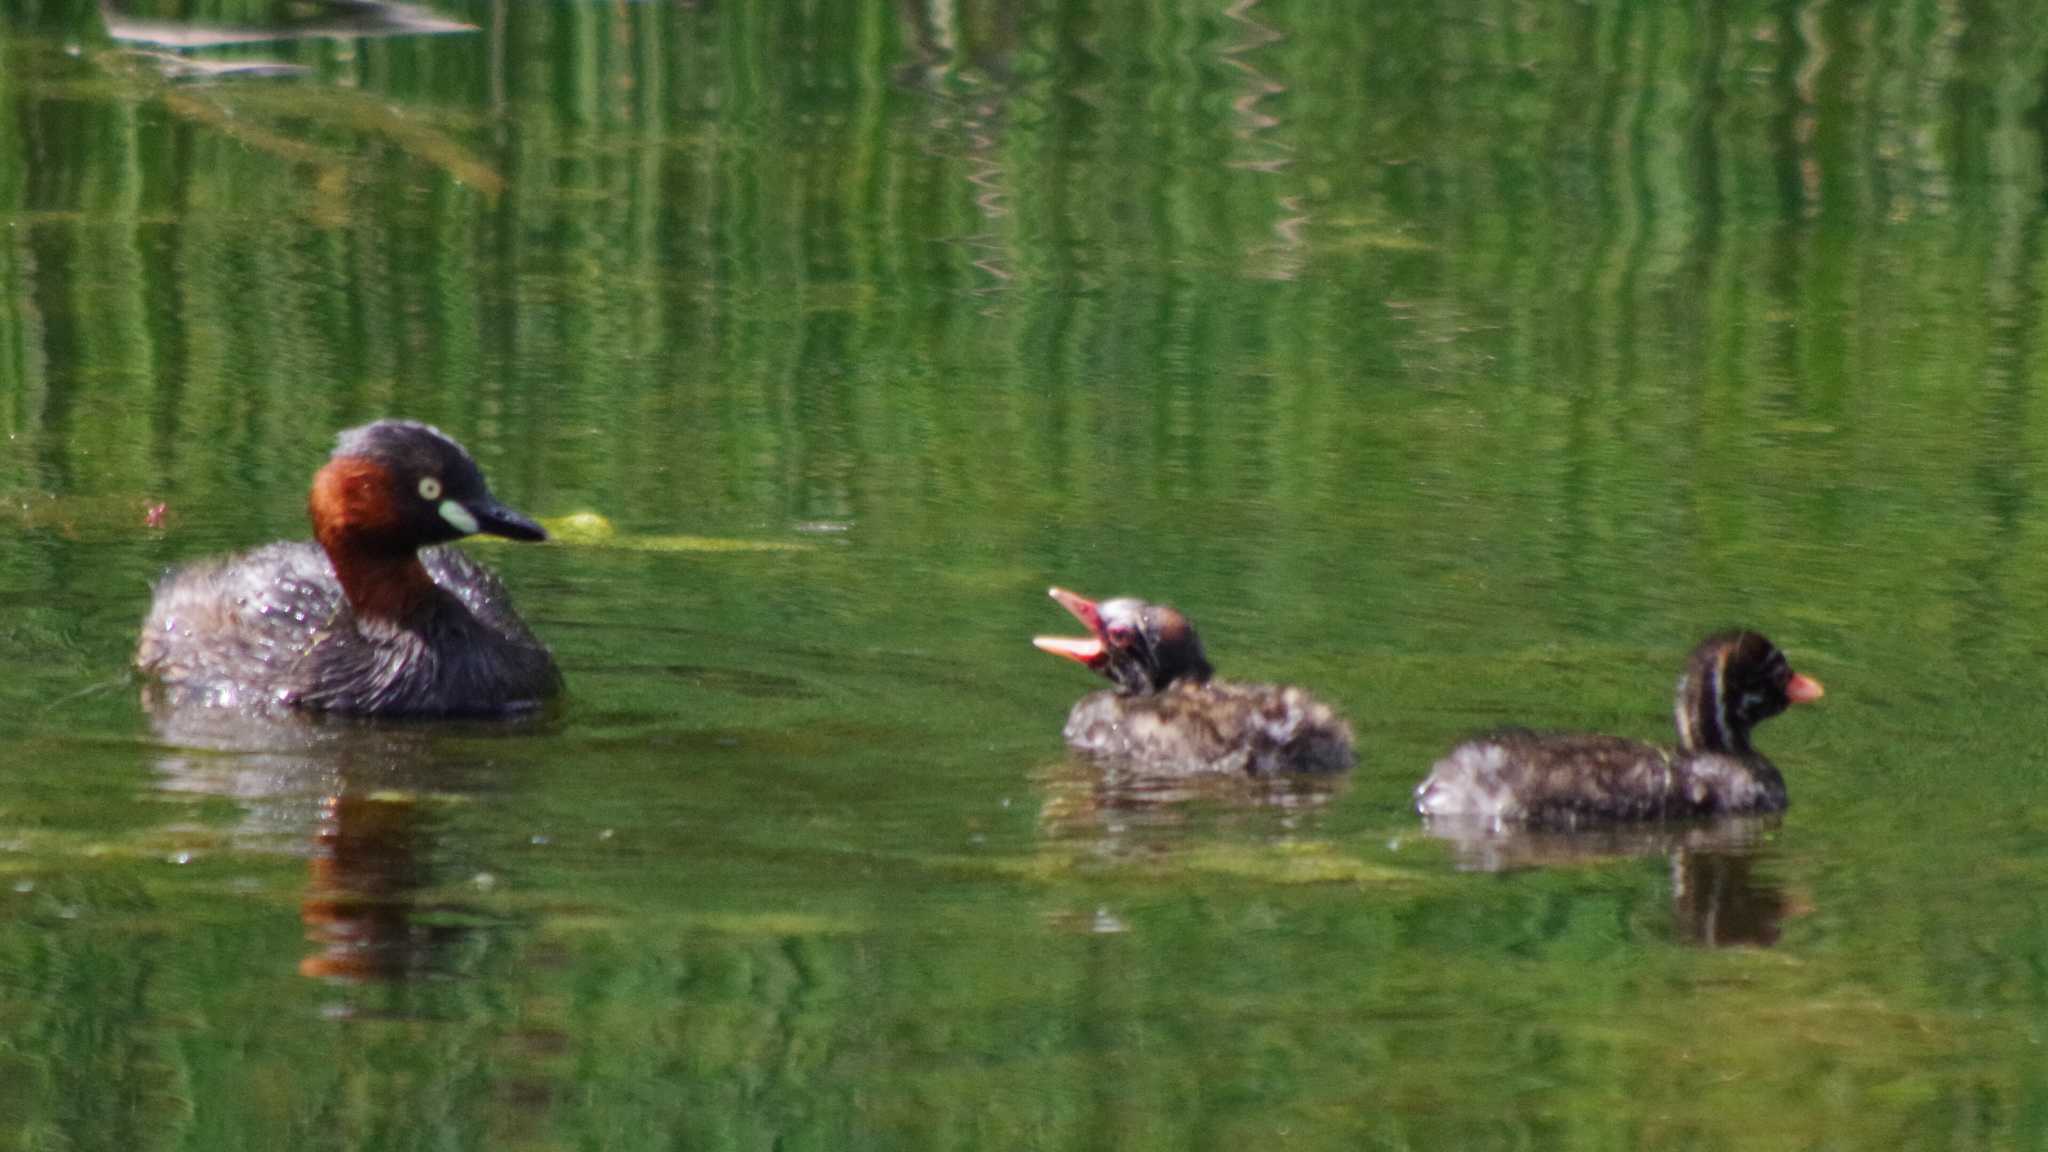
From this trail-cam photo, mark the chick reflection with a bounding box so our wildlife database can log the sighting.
[1669,846,1794,948]
[301,792,472,984]
[1421,817,1799,949]
[1034,757,1345,859]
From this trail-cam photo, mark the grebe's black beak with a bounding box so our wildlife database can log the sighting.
[467,498,548,542]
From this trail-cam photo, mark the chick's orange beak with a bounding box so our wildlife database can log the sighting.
[1033,586,1107,669]
[1786,673,1825,704]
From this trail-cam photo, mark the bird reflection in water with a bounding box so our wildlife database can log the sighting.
[1668,845,1797,949]
[1034,756,1347,861]
[100,0,475,50]
[300,791,476,985]
[1420,816,1803,948]
[148,704,509,1000]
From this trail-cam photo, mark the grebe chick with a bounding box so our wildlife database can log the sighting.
[1033,587,1354,777]
[138,420,560,716]
[1415,631,1823,827]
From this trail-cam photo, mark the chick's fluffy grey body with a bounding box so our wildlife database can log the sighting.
[1415,730,1785,827]
[138,540,559,716]
[1063,679,1355,778]
[1413,630,1815,827]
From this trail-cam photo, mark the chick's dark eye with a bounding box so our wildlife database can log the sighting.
[1107,623,1136,648]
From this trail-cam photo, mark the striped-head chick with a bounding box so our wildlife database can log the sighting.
[1034,587,1215,696]
[1673,631,1824,755]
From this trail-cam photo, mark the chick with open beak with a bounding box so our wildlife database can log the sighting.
[1035,587,1354,777]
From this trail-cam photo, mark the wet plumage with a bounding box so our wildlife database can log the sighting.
[1035,587,1355,778]
[137,421,560,717]
[1061,678,1355,777]
[1415,631,1822,827]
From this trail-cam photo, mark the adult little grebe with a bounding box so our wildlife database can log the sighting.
[1414,631,1823,826]
[137,420,560,716]
[1033,587,1354,777]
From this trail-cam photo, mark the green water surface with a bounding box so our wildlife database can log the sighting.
[2,1,2045,1148]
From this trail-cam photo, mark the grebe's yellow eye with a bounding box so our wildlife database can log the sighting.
[418,476,443,501]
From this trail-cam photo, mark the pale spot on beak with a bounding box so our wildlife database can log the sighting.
[439,500,480,535]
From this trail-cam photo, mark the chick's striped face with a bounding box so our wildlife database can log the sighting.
[1676,631,1823,754]
[1727,635,1791,726]
[1034,589,1215,696]
[1094,600,1161,695]
[1095,599,1214,696]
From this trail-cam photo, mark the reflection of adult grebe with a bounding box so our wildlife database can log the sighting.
[1032,588,1354,777]
[149,719,503,993]
[301,792,467,984]
[138,421,558,717]
[1416,632,1823,826]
